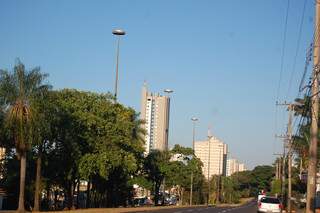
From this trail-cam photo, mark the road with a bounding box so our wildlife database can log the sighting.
[135,201,257,213]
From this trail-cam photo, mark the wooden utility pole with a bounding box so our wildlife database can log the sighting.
[275,134,287,204]
[277,103,294,212]
[306,1,320,212]
[287,104,293,213]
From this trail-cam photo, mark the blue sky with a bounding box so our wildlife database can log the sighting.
[0,0,315,169]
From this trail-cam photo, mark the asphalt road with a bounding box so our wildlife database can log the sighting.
[135,201,257,213]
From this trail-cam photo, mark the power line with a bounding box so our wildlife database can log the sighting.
[276,0,291,102]
[286,0,308,98]
[275,0,291,156]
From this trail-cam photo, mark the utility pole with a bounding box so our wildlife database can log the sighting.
[306,1,320,212]
[207,129,213,206]
[275,134,287,206]
[276,102,294,212]
[287,104,293,213]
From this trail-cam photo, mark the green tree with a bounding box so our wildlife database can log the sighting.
[0,61,50,212]
[32,91,52,211]
[144,150,170,205]
[39,89,145,208]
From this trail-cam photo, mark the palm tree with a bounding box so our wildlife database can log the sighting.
[0,60,50,212]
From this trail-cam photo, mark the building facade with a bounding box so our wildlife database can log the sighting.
[141,83,170,155]
[226,159,247,176]
[238,163,247,172]
[226,158,239,176]
[194,137,227,179]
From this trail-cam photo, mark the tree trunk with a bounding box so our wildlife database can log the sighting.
[66,181,74,210]
[86,178,91,208]
[299,157,303,178]
[18,154,26,212]
[34,147,42,211]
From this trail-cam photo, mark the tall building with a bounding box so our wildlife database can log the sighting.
[141,83,170,154]
[194,137,228,179]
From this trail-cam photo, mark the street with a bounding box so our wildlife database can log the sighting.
[135,201,257,213]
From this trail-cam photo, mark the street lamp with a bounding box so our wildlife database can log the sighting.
[164,89,173,94]
[162,89,174,205]
[112,28,126,102]
[164,89,174,148]
[216,144,224,204]
[190,117,198,206]
[191,117,198,150]
[207,129,213,206]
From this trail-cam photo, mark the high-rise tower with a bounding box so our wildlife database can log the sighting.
[141,83,170,154]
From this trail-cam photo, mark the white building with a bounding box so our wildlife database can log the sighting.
[140,83,170,155]
[226,159,247,176]
[227,159,239,176]
[238,163,247,172]
[195,137,227,179]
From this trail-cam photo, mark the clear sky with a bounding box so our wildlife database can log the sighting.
[0,0,315,169]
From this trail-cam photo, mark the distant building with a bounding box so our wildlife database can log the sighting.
[226,159,239,176]
[140,83,170,155]
[226,159,247,176]
[238,163,247,172]
[194,137,227,179]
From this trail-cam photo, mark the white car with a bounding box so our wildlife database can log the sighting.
[258,196,283,213]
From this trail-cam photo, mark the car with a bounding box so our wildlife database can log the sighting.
[257,196,283,213]
[258,194,266,202]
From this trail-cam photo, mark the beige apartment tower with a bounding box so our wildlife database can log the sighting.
[195,137,228,179]
[141,83,170,154]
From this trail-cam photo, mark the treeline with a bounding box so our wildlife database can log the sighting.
[0,61,275,212]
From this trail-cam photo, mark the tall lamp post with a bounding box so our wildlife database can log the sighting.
[207,129,213,206]
[112,29,126,102]
[164,89,173,149]
[190,117,198,206]
[162,89,173,204]
[191,117,198,150]
[216,145,223,204]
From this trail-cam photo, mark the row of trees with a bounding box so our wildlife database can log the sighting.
[0,61,275,212]
[0,61,150,211]
[0,61,208,211]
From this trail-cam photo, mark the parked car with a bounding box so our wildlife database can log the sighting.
[133,197,153,207]
[258,196,283,213]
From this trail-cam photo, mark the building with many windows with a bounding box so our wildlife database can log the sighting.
[226,158,247,176]
[140,83,170,155]
[194,137,227,179]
